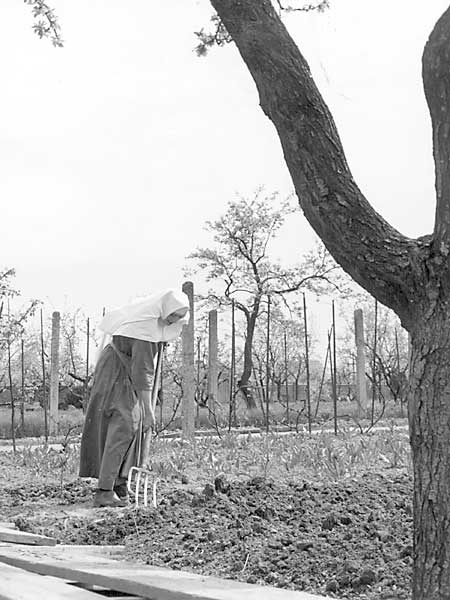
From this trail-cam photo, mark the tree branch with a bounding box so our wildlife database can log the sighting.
[25,0,63,47]
[275,0,329,13]
[209,0,421,328]
[194,13,232,56]
[68,372,86,384]
[270,273,340,295]
[423,7,450,251]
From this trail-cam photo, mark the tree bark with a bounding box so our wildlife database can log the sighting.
[409,306,450,598]
[209,1,450,597]
[423,7,450,251]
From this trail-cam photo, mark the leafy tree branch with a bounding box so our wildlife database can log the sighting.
[24,0,63,47]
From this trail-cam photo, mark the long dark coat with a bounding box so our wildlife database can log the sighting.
[79,335,157,490]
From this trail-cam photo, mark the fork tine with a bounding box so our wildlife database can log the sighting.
[135,470,141,506]
[127,466,155,508]
[152,479,157,508]
[143,474,149,507]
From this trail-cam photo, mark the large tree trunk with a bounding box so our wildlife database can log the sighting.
[209,1,450,597]
[409,306,450,598]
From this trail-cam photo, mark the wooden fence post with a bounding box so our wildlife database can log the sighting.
[228,300,237,430]
[207,310,218,408]
[182,281,195,440]
[303,293,312,433]
[83,317,90,412]
[371,299,378,425]
[283,330,290,426]
[20,338,25,431]
[265,296,271,433]
[49,311,60,437]
[332,300,338,435]
[40,309,48,442]
[354,308,368,416]
[7,301,16,452]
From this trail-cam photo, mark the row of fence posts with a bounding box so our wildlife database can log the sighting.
[201,295,395,434]
[194,290,322,434]
[9,284,394,443]
[10,284,201,443]
[7,309,94,445]
[12,284,312,441]
[42,286,376,439]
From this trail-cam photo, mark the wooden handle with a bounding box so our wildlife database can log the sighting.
[139,428,152,468]
[140,344,164,468]
[151,343,164,413]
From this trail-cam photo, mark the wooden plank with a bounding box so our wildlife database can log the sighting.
[0,562,101,599]
[68,583,143,599]
[0,526,56,546]
[58,579,143,598]
[0,545,331,600]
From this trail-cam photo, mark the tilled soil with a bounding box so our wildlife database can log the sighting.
[0,472,412,600]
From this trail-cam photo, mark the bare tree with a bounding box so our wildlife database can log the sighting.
[188,189,341,408]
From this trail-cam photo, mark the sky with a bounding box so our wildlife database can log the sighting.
[1,0,449,338]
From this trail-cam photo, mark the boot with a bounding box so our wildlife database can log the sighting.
[93,489,127,508]
[113,481,129,501]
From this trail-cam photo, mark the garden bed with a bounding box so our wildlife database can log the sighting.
[0,428,412,599]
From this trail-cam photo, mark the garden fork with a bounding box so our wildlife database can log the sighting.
[127,343,163,507]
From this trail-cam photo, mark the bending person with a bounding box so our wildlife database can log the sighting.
[79,289,189,507]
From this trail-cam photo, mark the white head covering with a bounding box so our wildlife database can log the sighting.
[98,289,190,350]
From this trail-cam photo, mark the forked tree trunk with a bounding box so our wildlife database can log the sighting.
[209,1,450,597]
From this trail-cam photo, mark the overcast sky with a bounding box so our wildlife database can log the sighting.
[1,0,448,328]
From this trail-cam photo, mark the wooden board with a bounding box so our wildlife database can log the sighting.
[0,562,100,599]
[0,545,331,600]
[0,526,56,546]
[55,579,144,599]
[68,582,144,599]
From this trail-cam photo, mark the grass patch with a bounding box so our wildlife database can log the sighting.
[0,407,83,440]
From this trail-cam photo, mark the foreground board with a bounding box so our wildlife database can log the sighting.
[0,545,331,600]
[0,526,56,546]
[0,562,100,600]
